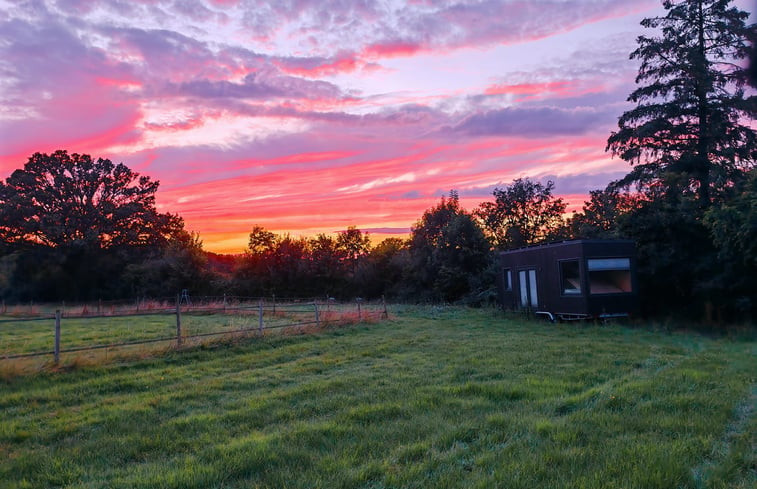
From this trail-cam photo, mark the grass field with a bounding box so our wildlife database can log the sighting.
[0,307,755,488]
[0,301,381,367]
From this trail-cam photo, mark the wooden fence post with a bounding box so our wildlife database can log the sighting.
[357,300,362,321]
[382,295,388,319]
[272,294,276,315]
[175,295,182,347]
[258,299,264,335]
[223,294,227,313]
[54,310,61,365]
[313,302,320,328]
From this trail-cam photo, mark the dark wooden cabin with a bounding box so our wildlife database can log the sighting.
[498,240,637,321]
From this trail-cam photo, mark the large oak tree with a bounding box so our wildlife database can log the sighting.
[0,150,183,250]
[0,150,187,300]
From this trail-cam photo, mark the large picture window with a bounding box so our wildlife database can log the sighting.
[588,258,632,294]
[503,269,512,291]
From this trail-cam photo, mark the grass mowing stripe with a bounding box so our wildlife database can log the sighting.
[690,384,757,489]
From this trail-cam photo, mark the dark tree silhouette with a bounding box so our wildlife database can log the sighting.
[308,233,346,295]
[607,0,756,205]
[410,192,490,301]
[336,226,371,262]
[363,237,409,298]
[124,231,214,297]
[476,179,566,250]
[567,188,640,239]
[0,150,193,300]
[702,168,757,317]
[247,225,278,255]
[268,235,311,296]
[0,150,183,250]
[600,0,757,321]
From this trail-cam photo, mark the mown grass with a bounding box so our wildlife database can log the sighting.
[0,307,754,489]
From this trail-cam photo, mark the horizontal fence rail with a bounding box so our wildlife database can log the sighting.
[0,297,389,364]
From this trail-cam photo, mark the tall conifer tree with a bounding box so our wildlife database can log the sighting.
[607,0,756,206]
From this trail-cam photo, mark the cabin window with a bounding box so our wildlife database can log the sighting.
[560,260,581,295]
[588,258,632,294]
[503,269,512,291]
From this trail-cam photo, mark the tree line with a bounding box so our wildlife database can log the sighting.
[0,0,754,322]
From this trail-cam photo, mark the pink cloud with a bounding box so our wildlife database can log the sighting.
[484,81,585,100]
[0,0,654,253]
[229,151,358,170]
[0,71,143,173]
[273,50,370,77]
[279,55,361,76]
[363,41,423,59]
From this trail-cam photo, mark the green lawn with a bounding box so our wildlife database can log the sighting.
[0,307,754,489]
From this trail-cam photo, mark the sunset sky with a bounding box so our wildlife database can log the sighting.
[1,0,752,253]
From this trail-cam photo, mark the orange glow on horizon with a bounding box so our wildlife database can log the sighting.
[187,192,592,255]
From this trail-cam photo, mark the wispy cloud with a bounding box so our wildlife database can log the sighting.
[0,0,684,252]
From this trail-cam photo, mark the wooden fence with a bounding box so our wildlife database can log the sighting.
[0,296,389,365]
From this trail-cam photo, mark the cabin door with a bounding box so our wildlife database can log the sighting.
[519,269,538,308]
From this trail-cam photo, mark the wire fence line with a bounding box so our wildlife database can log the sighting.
[0,296,389,364]
[0,295,363,319]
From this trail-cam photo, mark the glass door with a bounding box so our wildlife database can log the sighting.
[519,269,538,308]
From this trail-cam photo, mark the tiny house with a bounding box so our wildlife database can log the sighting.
[498,240,637,321]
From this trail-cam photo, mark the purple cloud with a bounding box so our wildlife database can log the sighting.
[229,0,655,59]
[454,106,616,138]
[0,12,144,166]
[173,70,344,100]
[541,171,630,194]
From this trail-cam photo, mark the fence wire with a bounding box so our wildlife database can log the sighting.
[0,298,388,363]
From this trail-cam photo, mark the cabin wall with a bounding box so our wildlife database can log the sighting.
[498,240,637,318]
[499,242,588,315]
